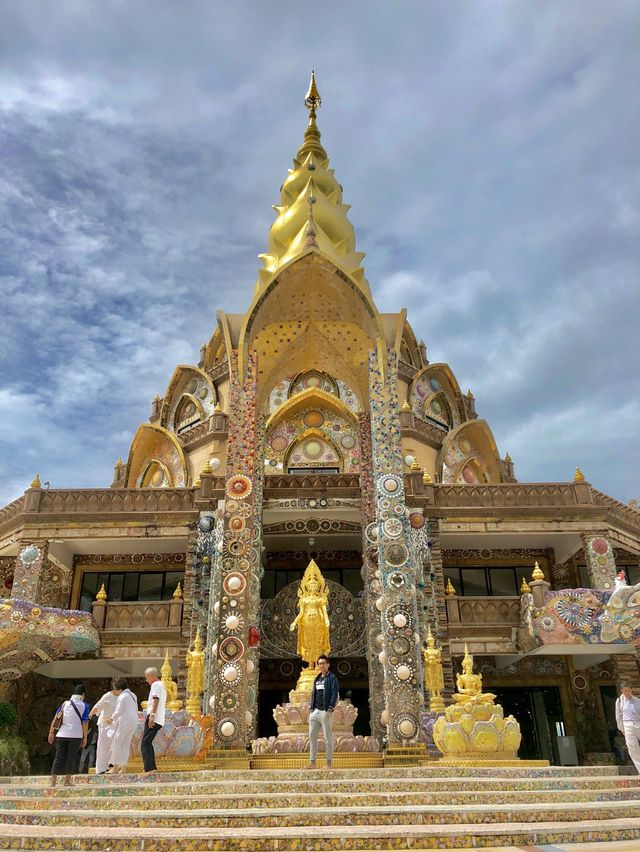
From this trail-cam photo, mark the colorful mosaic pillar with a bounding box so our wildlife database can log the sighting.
[209,351,264,748]
[11,540,49,603]
[368,352,423,745]
[358,412,385,744]
[581,534,617,591]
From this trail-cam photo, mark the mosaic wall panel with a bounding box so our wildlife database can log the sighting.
[265,406,359,473]
[268,371,359,415]
[0,556,13,597]
[259,579,366,659]
[11,541,48,603]
[411,371,460,427]
[582,534,618,590]
[442,433,489,484]
[368,351,422,744]
[208,351,264,746]
[358,411,385,743]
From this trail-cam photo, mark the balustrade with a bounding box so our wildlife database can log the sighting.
[91,598,183,632]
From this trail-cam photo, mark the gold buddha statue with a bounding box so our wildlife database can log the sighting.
[186,628,205,716]
[161,651,183,712]
[452,644,496,705]
[422,625,445,713]
[289,559,330,697]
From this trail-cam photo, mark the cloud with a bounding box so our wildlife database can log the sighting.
[0,0,638,506]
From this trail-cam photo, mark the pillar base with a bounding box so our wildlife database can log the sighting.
[384,743,427,766]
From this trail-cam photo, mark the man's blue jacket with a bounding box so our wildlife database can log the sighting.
[309,670,339,711]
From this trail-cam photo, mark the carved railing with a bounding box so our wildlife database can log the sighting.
[435,483,584,508]
[263,473,360,498]
[0,496,25,529]
[446,595,520,626]
[35,488,197,515]
[178,412,228,449]
[207,359,229,383]
[92,598,183,631]
[446,595,521,654]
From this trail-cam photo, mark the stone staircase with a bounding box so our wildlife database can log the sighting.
[1,765,640,849]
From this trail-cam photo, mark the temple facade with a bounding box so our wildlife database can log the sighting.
[2,75,640,765]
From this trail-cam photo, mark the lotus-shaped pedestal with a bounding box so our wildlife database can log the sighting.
[433,698,521,761]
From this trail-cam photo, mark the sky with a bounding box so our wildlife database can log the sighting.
[0,1,638,506]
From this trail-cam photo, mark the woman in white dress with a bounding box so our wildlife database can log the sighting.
[106,677,139,774]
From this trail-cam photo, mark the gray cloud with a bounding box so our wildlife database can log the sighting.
[0,0,638,504]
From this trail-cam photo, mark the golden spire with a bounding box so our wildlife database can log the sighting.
[161,650,172,680]
[426,624,436,648]
[401,400,411,411]
[256,72,368,291]
[531,561,545,581]
[520,576,531,594]
[95,584,107,602]
[172,581,183,600]
[445,577,456,596]
[504,452,512,463]
[574,466,585,482]
[422,471,432,484]
[410,459,422,471]
[30,473,41,489]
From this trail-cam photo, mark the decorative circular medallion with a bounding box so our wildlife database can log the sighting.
[220,637,245,662]
[460,438,472,454]
[228,539,247,557]
[229,516,246,532]
[187,378,198,394]
[431,399,442,415]
[383,518,403,538]
[221,663,241,684]
[386,605,413,630]
[340,434,355,449]
[572,674,587,690]
[365,523,379,544]
[429,378,440,391]
[596,555,608,566]
[395,714,418,739]
[389,573,405,588]
[225,499,239,513]
[395,664,412,681]
[591,538,609,555]
[392,636,411,656]
[381,476,401,495]
[198,515,214,533]
[385,542,409,568]
[223,573,247,595]
[303,439,323,459]
[270,435,288,452]
[226,475,252,500]
[218,719,236,740]
[219,690,238,711]
[199,387,208,400]
[19,545,40,565]
[409,512,425,529]
[303,410,324,428]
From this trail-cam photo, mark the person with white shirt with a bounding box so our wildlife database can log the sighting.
[48,682,89,788]
[88,683,119,775]
[106,678,139,774]
[140,666,166,775]
[615,682,640,773]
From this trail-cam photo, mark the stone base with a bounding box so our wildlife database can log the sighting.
[384,743,428,766]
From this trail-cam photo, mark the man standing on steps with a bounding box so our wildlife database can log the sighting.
[307,655,339,770]
[616,682,640,773]
[140,667,166,776]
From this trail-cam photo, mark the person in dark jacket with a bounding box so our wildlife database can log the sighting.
[307,655,339,769]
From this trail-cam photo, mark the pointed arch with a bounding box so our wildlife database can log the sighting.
[438,419,502,485]
[409,363,465,424]
[159,365,216,431]
[284,428,344,473]
[266,387,358,432]
[125,423,189,488]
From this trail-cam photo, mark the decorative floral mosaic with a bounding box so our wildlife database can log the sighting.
[0,598,99,685]
[531,583,640,645]
[583,535,618,590]
[441,432,489,485]
[166,369,216,434]
[268,370,359,415]
[264,407,359,473]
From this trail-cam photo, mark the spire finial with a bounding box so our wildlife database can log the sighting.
[305,69,321,125]
[574,466,585,482]
[305,193,318,247]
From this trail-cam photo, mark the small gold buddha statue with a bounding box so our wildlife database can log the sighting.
[452,644,496,705]
[161,651,183,712]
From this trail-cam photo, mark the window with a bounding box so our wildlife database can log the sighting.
[444,565,530,597]
[261,566,362,599]
[78,571,184,612]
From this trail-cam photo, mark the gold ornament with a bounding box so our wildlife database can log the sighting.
[186,628,205,717]
[520,576,531,594]
[574,466,585,482]
[289,559,330,697]
[161,651,183,712]
[95,584,107,602]
[422,471,432,484]
[30,473,41,489]
[201,460,213,475]
[172,581,183,599]
[531,561,545,582]
[445,577,456,596]
[401,400,411,411]
[410,459,422,471]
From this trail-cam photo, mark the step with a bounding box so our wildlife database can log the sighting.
[1,785,639,811]
[2,773,638,799]
[1,818,640,849]
[3,800,640,829]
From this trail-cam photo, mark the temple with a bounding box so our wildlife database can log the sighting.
[2,72,640,766]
